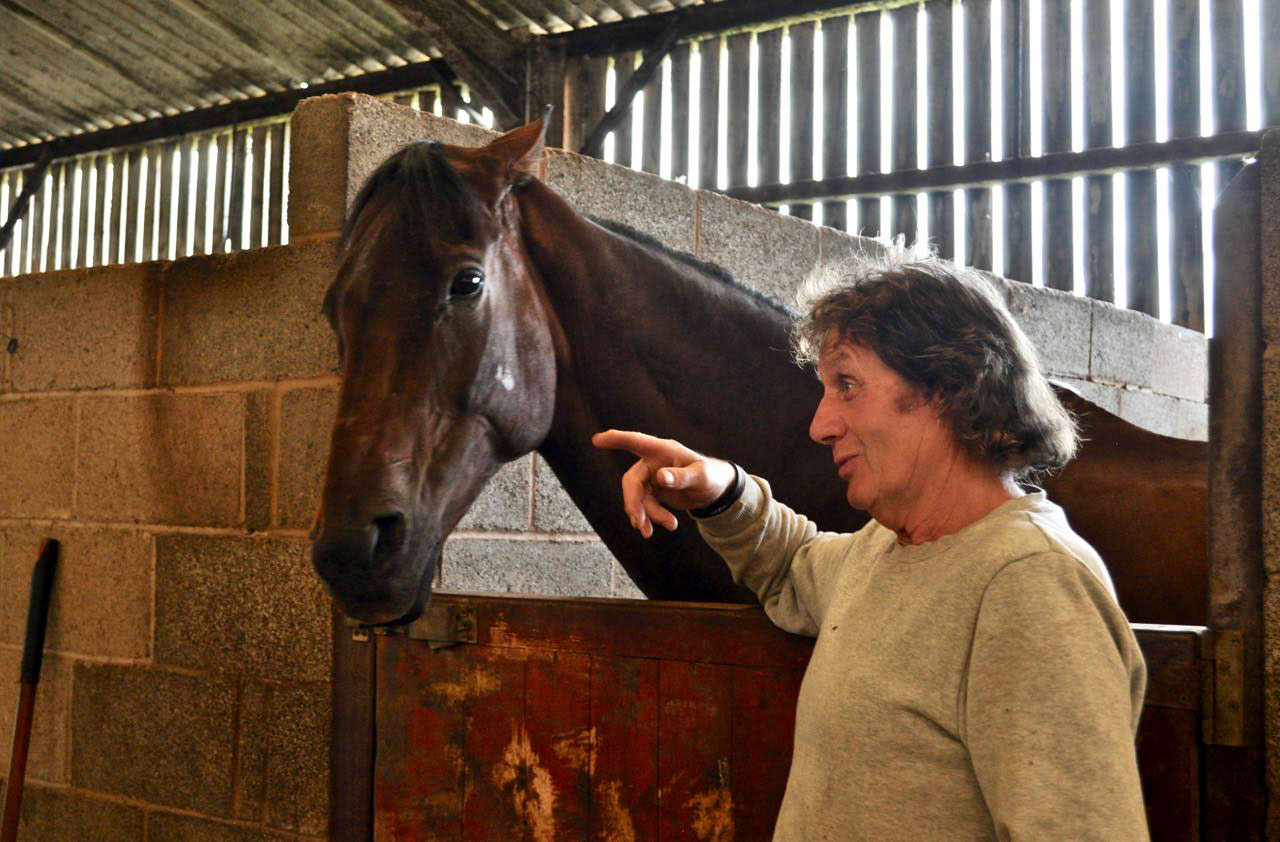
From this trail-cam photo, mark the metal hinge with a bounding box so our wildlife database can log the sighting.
[1202,628,1245,746]
[405,603,479,650]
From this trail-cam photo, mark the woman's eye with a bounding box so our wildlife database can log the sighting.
[449,268,484,299]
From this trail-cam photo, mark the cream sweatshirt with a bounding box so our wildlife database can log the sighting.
[697,476,1149,841]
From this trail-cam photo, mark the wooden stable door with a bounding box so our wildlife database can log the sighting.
[333,593,1220,841]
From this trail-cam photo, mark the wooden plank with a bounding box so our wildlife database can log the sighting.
[123,149,142,264]
[335,614,375,842]
[177,137,195,258]
[1,172,11,274]
[790,21,816,221]
[107,150,124,265]
[726,31,751,189]
[1136,707,1200,841]
[1168,0,1203,329]
[226,127,248,252]
[93,154,110,267]
[524,651,592,839]
[669,43,691,183]
[1125,0,1158,316]
[564,56,586,150]
[890,5,917,240]
[1267,0,1280,126]
[821,14,850,231]
[26,168,44,273]
[250,124,269,249]
[612,51,636,168]
[420,87,440,116]
[729,666,803,839]
[193,135,212,256]
[577,56,609,161]
[965,0,993,270]
[212,132,231,254]
[641,51,664,175]
[157,141,176,261]
[1042,0,1073,290]
[459,651,529,839]
[855,9,881,237]
[268,123,287,247]
[697,36,721,191]
[756,27,784,189]
[1210,0,1246,186]
[657,661,734,839]
[1083,0,1114,300]
[48,162,65,270]
[1003,0,1032,280]
[927,0,954,258]
[591,656,659,840]
[59,160,76,270]
[76,157,92,269]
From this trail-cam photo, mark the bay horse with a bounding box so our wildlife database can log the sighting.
[310,118,1207,628]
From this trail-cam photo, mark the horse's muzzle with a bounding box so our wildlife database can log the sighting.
[311,512,434,624]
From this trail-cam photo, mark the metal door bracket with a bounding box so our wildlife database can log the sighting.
[1202,628,1245,746]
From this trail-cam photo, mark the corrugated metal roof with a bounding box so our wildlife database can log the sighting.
[0,0,707,150]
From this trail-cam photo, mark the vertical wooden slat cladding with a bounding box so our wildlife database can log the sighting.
[250,124,269,249]
[141,149,159,262]
[459,651,530,839]
[1136,707,1200,841]
[1125,0,1159,317]
[789,21,816,222]
[756,27,783,191]
[1083,0,1114,301]
[177,137,195,258]
[821,15,850,232]
[964,0,993,270]
[212,132,231,253]
[268,123,287,246]
[927,0,954,259]
[641,52,664,175]
[49,162,65,269]
[93,153,110,266]
[1042,0,1074,291]
[1210,0,1245,185]
[730,666,803,839]
[856,10,881,238]
[657,660,734,840]
[890,5,917,240]
[1168,0,1203,330]
[59,160,75,269]
[1002,0,1033,281]
[697,36,721,191]
[108,150,125,265]
[669,43,691,184]
[726,32,751,190]
[611,51,635,168]
[124,149,142,264]
[76,157,92,269]
[591,656,660,840]
[420,87,439,116]
[579,55,609,158]
[157,140,176,261]
[226,127,248,252]
[26,169,45,274]
[193,135,211,256]
[524,652,592,839]
[1266,0,1280,126]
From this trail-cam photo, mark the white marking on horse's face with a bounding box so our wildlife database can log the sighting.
[496,365,516,391]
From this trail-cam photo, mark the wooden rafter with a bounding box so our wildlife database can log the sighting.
[384,0,524,129]
[0,152,50,253]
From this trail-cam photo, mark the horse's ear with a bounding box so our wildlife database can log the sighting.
[481,111,548,182]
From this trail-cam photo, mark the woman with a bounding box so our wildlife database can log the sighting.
[593,251,1148,841]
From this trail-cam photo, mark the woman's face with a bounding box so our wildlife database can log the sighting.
[809,339,958,524]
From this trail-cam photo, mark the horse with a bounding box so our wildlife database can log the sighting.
[309,117,1207,628]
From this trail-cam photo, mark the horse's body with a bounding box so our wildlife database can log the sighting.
[311,120,1206,627]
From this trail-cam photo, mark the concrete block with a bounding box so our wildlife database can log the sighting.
[1049,377,1122,415]
[1116,388,1209,441]
[0,649,72,784]
[532,454,593,533]
[264,683,330,835]
[697,190,820,309]
[234,681,271,822]
[71,663,237,815]
[1151,322,1208,401]
[544,148,696,253]
[1,526,150,659]
[441,537,614,597]
[1090,300,1156,389]
[76,392,243,527]
[8,263,161,392]
[816,227,889,279]
[159,241,339,385]
[1,286,11,391]
[4,783,144,842]
[149,812,301,842]
[277,387,338,531]
[245,390,273,532]
[611,557,646,599]
[0,396,75,518]
[155,535,330,682]
[288,93,496,237]
[458,455,532,531]
[1006,282,1092,379]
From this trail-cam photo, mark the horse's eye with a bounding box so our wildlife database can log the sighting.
[449,268,484,300]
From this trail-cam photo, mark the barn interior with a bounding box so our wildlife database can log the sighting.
[0,0,1274,839]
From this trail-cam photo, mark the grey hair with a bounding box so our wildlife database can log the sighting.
[793,241,1078,479]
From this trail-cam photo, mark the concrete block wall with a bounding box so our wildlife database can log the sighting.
[0,92,1209,838]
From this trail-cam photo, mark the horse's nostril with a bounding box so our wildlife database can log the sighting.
[372,513,406,562]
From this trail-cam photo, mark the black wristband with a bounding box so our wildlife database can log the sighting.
[688,463,747,519]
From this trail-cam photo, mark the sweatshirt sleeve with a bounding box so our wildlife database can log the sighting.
[695,474,845,637]
[962,553,1149,842]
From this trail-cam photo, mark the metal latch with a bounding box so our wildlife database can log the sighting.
[406,603,479,650]
[1203,628,1245,746]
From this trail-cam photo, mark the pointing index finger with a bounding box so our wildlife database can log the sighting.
[591,429,681,461]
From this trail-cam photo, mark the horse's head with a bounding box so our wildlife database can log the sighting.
[311,120,556,624]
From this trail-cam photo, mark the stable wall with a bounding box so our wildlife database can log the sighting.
[0,93,1208,838]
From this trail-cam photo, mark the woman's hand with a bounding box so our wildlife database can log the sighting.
[591,429,738,538]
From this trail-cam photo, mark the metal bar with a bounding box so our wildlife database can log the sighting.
[821,14,850,231]
[889,6,915,239]
[696,35,721,191]
[855,10,880,237]
[723,129,1262,203]
[926,0,953,258]
[725,32,751,188]
[789,21,816,221]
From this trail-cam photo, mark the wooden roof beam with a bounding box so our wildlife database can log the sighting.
[385,0,525,129]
